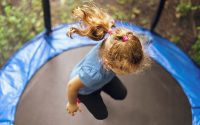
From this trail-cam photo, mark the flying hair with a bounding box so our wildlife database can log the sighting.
[67,1,115,41]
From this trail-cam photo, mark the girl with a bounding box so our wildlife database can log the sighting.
[66,2,151,120]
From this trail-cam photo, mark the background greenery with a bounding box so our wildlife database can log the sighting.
[0,0,199,67]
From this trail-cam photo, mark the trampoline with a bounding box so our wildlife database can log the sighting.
[0,0,200,125]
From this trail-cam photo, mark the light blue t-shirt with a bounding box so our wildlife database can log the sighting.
[69,41,116,95]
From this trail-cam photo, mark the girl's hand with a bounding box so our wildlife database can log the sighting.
[66,102,82,116]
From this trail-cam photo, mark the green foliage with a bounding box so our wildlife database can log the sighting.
[116,0,126,5]
[189,26,200,66]
[131,7,141,19]
[139,18,148,26]
[59,0,83,24]
[176,2,200,17]
[106,4,129,20]
[197,26,200,31]
[0,0,43,67]
[114,11,128,20]
[189,34,200,66]
[170,35,180,44]
[116,0,132,5]
[176,2,200,65]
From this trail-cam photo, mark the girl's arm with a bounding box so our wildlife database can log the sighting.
[66,75,85,116]
[67,75,85,105]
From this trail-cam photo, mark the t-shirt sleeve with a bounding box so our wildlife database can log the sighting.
[78,65,102,88]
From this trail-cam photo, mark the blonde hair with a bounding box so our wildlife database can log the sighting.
[67,2,115,41]
[99,28,152,75]
[67,2,152,75]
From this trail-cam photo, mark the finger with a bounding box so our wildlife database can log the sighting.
[66,107,69,111]
[67,31,73,39]
[70,34,73,39]
[66,108,71,114]
[68,32,72,38]
[78,108,82,112]
[71,112,75,116]
[66,32,69,36]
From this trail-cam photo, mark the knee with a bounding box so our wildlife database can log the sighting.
[114,89,127,100]
[94,111,108,120]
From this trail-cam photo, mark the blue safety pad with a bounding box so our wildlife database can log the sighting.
[0,21,200,125]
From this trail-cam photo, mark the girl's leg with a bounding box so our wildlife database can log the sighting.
[102,76,127,100]
[77,90,108,120]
